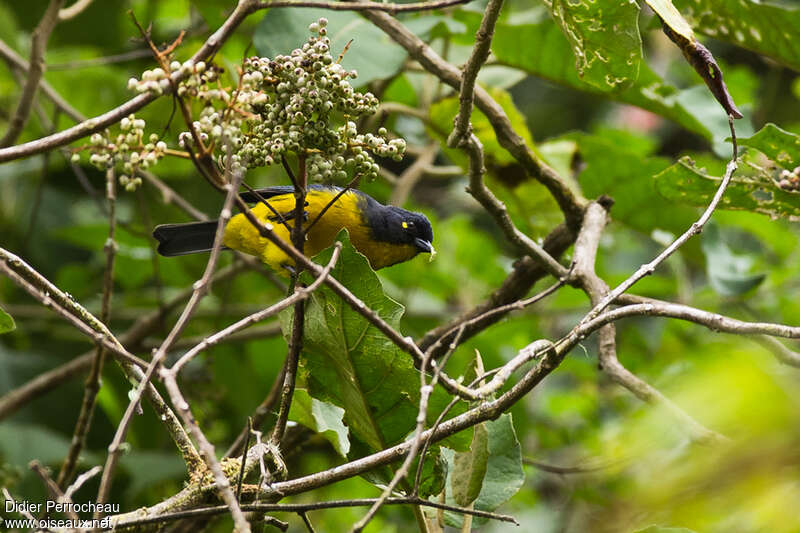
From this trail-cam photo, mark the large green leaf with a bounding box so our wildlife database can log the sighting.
[489,7,721,141]
[282,231,469,453]
[441,414,524,528]
[544,0,642,90]
[655,124,800,219]
[673,0,800,71]
[451,423,489,507]
[255,8,407,86]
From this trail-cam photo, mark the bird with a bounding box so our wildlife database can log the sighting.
[152,185,435,273]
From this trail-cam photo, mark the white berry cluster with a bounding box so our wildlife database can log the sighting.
[77,114,167,191]
[229,18,406,180]
[777,165,800,191]
[74,18,406,190]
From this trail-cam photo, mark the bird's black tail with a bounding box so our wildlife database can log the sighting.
[153,220,222,256]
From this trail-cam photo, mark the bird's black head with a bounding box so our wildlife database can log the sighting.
[371,205,434,254]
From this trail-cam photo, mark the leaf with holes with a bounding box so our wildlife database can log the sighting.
[544,0,642,90]
[488,7,721,141]
[672,0,800,71]
[654,154,800,220]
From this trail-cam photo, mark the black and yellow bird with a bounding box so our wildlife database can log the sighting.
[153,185,434,273]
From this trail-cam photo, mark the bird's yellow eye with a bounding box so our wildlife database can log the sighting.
[402,221,408,229]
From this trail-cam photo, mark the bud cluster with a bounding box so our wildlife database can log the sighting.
[73,18,407,190]
[777,165,800,191]
[230,18,405,179]
[79,114,168,191]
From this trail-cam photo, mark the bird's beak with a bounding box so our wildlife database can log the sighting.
[413,238,433,253]
[413,238,436,261]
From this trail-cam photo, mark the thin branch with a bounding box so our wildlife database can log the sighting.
[94,171,244,519]
[58,0,93,20]
[56,167,118,489]
[270,155,308,446]
[0,248,200,468]
[361,9,585,225]
[579,115,739,326]
[0,0,64,147]
[254,0,471,13]
[569,202,723,444]
[0,0,260,162]
[389,143,437,206]
[447,0,503,146]
[107,496,517,530]
[0,263,246,422]
[169,242,342,375]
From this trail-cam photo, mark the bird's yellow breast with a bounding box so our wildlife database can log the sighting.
[222,188,417,273]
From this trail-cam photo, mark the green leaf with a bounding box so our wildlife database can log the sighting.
[654,155,800,220]
[701,222,765,297]
[739,123,800,171]
[282,231,469,454]
[544,0,642,90]
[289,389,350,457]
[0,305,15,335]
[672,0,800,71]
[443,414,524,528]
[490,7,720,141]
[451,423,489,507]
[570,130,698,235]
[644,0,694,41]
[255,8,406,86]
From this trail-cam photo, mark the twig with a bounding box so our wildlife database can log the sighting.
[30,461,79,521]
[58,0,93,20]
[0,263,246,421]
[225,365,288,458]
[362,8,585,225]
[299,511,317,533]
[0,0,64,147]
[447,0,503,147]
[389,143,437,206]
[169,242,342,375]
[579,115,739,325]
[0,248,200,468]
[0,0,259,162]
[236,419,253,501]
[270,155,308,446]
[522,457,607,475]
[253,0,472,14]
[568,202,724,444]
[94,171,244,520]
[107,496,517,530]
[56,167,118,489]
